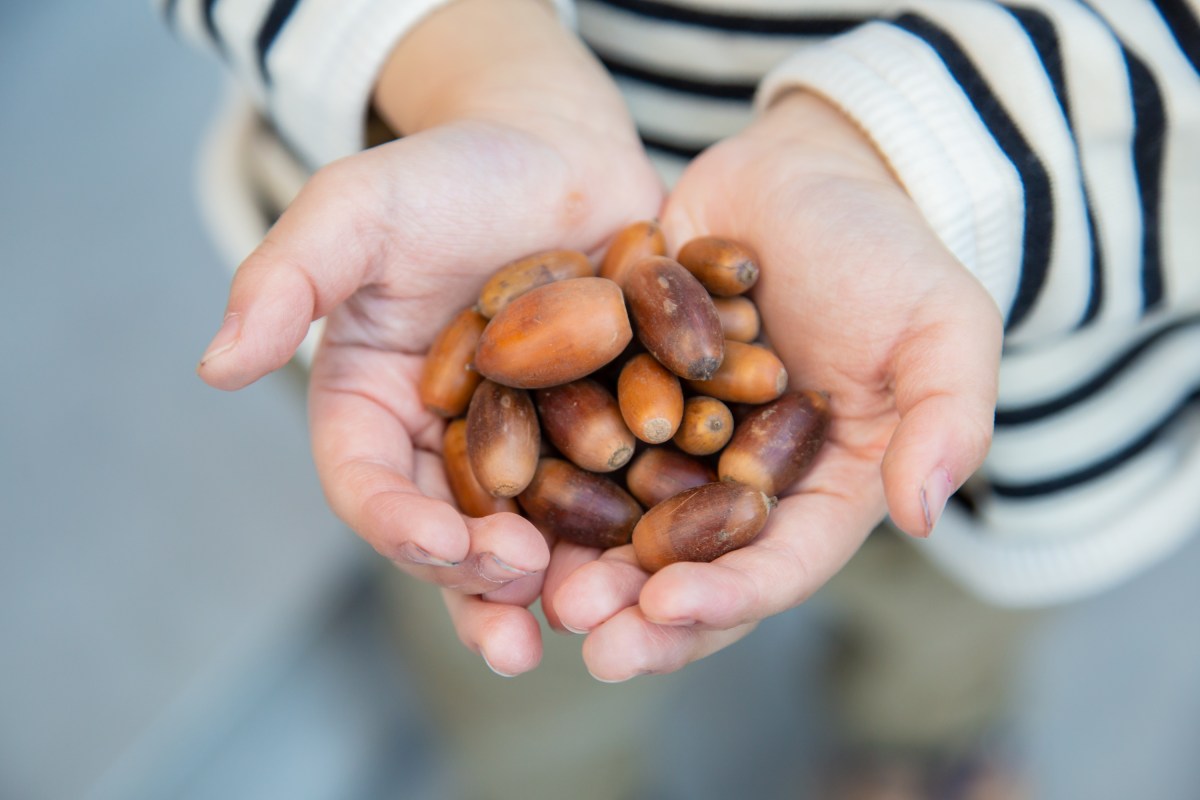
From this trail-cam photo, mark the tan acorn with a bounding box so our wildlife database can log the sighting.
[617,353,684,444]
[476,249,594,319]
[676,236,760,296]
[442,419,520,517]
[599,219,667,288]
[418,308,487,417]
[535,379,636,473]
[465,380,540,498]
[624,256,724,381]
[625,447,716,509]
[475,277,632,389]
[673,396,734,456]
[632,481,775,573]
[685,340,788,404]
[518,458,643,549]
[718,390,831,496]
[711,295,761,343]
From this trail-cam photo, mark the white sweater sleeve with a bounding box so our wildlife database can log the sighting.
[158,0,577,167]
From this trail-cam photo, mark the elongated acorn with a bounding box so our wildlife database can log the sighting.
[442,419,520,517]
[711,296,761,343]
[632,481,775,573]
[685,340,787,404]
[600,220,667,288]
[624,256,724,381]
[475,277,632,389]
[419,308,487,417]
[625,447,716,509]
[536,379,636,473]
[673,395,734,456]
[518,458,643,549]
[466,379,540,498]
[718,390,831,496]
[617,353,684,444]
[477,249,594,319]
[677,236,760,296]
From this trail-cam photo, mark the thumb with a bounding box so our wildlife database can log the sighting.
[196,159,382,390]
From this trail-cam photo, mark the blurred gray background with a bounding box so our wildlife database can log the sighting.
[2,2,1199,799]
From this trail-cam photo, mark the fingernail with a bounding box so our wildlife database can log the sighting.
[199,313,242,367]
[590,669,651,684]
[920,467,954,536]
[396,542,459,568]
[477,553,537,583]
[482,652,517,678]
[562,622,589,635]
[649,617,695,627]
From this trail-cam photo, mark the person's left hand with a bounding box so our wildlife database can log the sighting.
[542,91,1005,681]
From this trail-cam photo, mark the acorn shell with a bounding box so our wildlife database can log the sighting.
[617,353,684,444]
[442,419,520,517]
[477,249,594,319]
[535,379,636,473]
[600,220,667,288]
[624,256,724,381]
[632,481,774,573]
[718,390,831,496]
[672,396,734,456]
[465,380,540,498]
[676,236,760,296]
[685,340,788,404]
[418,308,487,417]
[625,447,716,509]
[711,295,761,343]
[518,458,643,549]
[475,277,632,389]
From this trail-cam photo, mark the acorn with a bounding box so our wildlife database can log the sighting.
[624,256,724,381]
[617,353,684,444]
[685,340,788,404]
[676,236,760,296]
[625,447,716,509]
[673,396,734,456]
[535,379,636,473]
[475,277,632,389]
[711,295,761,343]
[632,481,775,573]
[600,219,667,288]
[718,390,831,496]
[476,249,594,319]
[418,308,488,417]
[442,419,520,517]
[465,379,540,498]
[518,458,643,549]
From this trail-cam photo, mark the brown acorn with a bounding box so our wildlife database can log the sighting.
[418,308,488,417]
[673,396,734,456]
[624,256,724,381]
[518,458,643,549]
[475,277,632,389]
[718,390,831,496]
[632,481,775,573]
[617,353,684,444]
[625,447,716,509]
[676,236,760,296]
[476,249,594,319]
[535,379,636,473]
[465,380,540,498]
[711,296,761,343]
[442,419,520,517]
[685,340,788,404]
[599,220,667,288]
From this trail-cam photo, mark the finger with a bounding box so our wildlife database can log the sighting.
[549,545,648,634]
[883,278,1002,537]
[582,605,757,682]
[442,589,543,677]
[197,159,385,390]
[539,539,603,633]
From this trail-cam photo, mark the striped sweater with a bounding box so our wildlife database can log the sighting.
[162,0,1200,607]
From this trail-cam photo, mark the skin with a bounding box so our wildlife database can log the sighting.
[198,0,1002,680]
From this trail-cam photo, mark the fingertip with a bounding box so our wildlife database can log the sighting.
[369,492,472,566]
[478,609,543,677]
[465,512,551,574]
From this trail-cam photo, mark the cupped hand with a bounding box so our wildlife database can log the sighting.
[196,0,663,676]
[545,91,1004,681]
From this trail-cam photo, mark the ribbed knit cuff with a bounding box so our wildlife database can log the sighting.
[756,21,1024,319]
[268,0,577,168]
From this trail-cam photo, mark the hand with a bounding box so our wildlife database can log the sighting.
[544,91,1003,681]
[196,0,662,676]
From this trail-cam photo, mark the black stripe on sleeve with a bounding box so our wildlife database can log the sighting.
[162,0,181,28]
[641,132,706,160]
[995,314,1200,425]
[1121,47,1167,311]
[256,0,303,83]
[892,13,1054,332]
[202,0,224,50]
[587,0,860,35]
[1004,5,1105,327]
[596,51,757,100]
[990,388,1200,498]
[1151,0,1200,75]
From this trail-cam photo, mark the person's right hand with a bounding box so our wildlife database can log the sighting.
[195,0,663,677]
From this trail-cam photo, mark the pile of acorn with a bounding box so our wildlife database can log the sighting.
[418,221,830,573]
